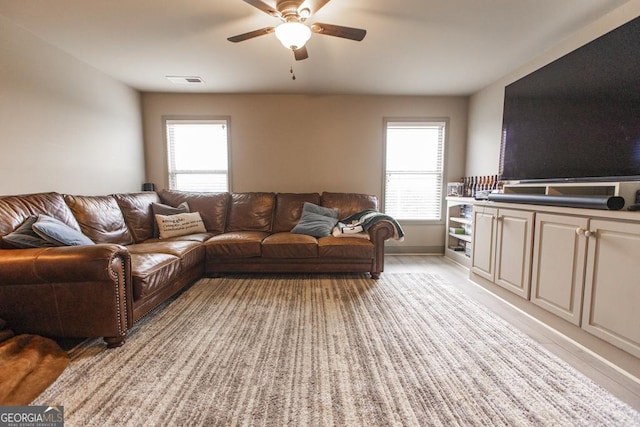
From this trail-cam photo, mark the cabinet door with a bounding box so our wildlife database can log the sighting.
[582,219,640,358]
[471,207,497,281]
[494,209,534,299]
[530,213,588,325]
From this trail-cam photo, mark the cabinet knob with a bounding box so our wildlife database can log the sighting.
[576,228,596,238]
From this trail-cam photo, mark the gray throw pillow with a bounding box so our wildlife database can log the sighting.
[152,201,190,216]
[291,211,338,238]
[2,216,56,248]
[302,202,338,218]
[32,214,95,246]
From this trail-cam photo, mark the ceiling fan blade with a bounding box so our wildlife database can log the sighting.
[310,23,366,41]
[293,46,309,61]
[298,0,331,16]
[240,0,281,18]
[227,27,275,43]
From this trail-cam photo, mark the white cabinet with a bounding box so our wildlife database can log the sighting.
[471,207,534,299]
[582,219,640,358]
[530,213,588,325]
[471,199,640,359]
[531,214,640,355]
[445,197,474,267]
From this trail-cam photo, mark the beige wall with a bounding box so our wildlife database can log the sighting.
[0,16,145,196]
[142,93,468,252]
[466,1,640,177]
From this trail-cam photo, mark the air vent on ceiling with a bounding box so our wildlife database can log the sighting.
[166,76,205,84]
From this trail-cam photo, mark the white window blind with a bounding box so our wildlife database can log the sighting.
[166,119,229,192]
[384,120,446,221]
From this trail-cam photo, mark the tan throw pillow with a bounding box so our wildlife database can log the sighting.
[154,212,206,239]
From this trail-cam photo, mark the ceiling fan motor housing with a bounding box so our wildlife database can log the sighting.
[277,0,305,21]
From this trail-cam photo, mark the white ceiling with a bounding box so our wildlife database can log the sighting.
[0,0,630,95]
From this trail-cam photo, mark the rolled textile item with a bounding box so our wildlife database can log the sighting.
[486,193,625,210]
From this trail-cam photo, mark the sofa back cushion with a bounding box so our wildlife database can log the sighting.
[64,195,134,245]
[320,192,378,219]
[159,190,229,233]
[114,192,161,243]
[0,192,81,248]
[226,192,275,232]
[272,193,321,232]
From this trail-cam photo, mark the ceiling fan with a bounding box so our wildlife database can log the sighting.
[227,0,367,61]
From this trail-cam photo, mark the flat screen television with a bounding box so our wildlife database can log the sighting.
[499,16,640,183]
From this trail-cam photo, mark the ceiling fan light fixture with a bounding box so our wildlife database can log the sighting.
[275,22,311,50]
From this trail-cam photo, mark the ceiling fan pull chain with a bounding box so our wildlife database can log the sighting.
[290,65,296,80]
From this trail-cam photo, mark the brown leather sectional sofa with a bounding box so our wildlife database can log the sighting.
[0,190,398,347]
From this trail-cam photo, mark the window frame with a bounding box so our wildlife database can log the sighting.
[163,116,232,192]
[381,117,448,224]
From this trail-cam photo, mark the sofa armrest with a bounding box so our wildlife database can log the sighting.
[368,220,396,278]
[0,245,130,284]
[0,245,133,347]
[368,220,396,243]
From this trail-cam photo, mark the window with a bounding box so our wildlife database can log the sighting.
[383,120,446,221]
[165,119,230,192]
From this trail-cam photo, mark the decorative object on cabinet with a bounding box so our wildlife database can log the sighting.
[446,182,464,197]
[459,175,500,198]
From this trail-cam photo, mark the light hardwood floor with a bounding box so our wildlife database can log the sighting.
[384,254,640,412]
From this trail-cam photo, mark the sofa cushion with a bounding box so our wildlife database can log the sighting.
[226,193,275,232]
[2,216,55,248]
[155,212,206,239]
[318,236,374,259]
[114,192,161,243]
[261,232,318,258]
[205,231,268,258]
[0,193,80,247]
[32,214,95,246]
[159,190,229,233]
[321,192,378,219]
[130,253,182,300]
[64,195,133,245]
[0,197,32,242]
[272,193,321,233]
[291,211,338,238]
[127,240,204,271]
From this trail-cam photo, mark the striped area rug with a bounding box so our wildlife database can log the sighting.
[34,274,639,426]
